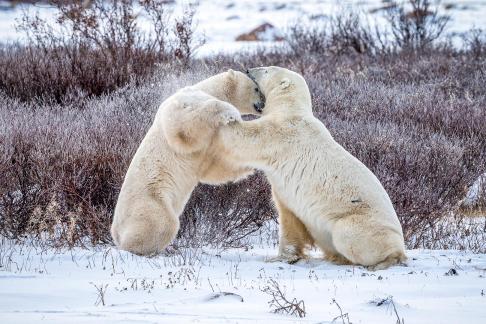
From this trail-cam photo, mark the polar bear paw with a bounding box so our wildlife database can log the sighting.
[324,252,352,265]
[365,251,408,271]
[266,254,303,265]
[266,245,306,264]
[216,107,242,125]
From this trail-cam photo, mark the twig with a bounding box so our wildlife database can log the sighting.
[331,299,351,324]
[261,278,306,318]
[90,282,108,306]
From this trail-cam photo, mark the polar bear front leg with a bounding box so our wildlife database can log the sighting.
[217,118,280,166]
[115,199,180,256]
[204,99,242,126]
[266,189,313,264]
[215,107,241,125]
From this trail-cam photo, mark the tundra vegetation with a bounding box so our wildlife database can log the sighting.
[0,0,485,252]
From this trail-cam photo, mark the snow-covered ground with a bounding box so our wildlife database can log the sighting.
[1,1,485,323]
[1,0,486,56]
[2,239,486,323]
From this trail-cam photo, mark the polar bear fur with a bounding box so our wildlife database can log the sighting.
[218,66,406,270]
[111,70,264,256]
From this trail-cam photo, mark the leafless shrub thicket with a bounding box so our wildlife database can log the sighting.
[386,0,450,51]
[0,84,156,247]
[287,0,450,55]
[0,65,275,249]
[0,0,201,103]
[178,172,273,248]
[0,0,485,252]
[286,13,383,57]
[463,28,486,60]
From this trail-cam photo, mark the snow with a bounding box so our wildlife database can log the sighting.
[1,239,486,323]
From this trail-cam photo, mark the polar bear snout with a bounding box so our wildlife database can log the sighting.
[244,68,266,113]
[253,101,265,113]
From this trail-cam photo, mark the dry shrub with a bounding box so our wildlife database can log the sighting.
[286,12,382,57]
[262,279,306,318]
[178,173,274,248]
[0,65,274,249]
[0,85,158,246]
[462,29,486,60]
[386,0,450,51]
[328,12,381,55]
[286,0,450,56]
[0,0,201,103]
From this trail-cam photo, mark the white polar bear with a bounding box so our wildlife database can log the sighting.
[111,70,264,256]
[218,66,406,270]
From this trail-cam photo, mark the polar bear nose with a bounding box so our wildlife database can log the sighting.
[253,102,265,113]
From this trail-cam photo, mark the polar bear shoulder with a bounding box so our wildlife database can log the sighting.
[159,87,242,154]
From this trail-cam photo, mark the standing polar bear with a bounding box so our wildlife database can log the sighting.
[111,70,264,256]
[218,66,406,270]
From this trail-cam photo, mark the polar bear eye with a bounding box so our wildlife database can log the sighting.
[254,88,259,92]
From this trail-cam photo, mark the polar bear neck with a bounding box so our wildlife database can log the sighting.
[192,73,236,107]
[263,88,313,117]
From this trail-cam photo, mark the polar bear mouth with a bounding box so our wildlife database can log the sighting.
[245,69,266,113]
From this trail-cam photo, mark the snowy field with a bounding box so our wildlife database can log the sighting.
[1,237,486,323]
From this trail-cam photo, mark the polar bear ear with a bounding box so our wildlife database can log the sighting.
[173,99,190,110]
[280,78,291,89]
[227,69,236,78]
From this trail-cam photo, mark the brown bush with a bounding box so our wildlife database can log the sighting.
[0,0,201,104]
[286,12,382,57]
[386,0,450,51]
[178,173,274,248]
[0,65,275,249]
[286,1,450,57]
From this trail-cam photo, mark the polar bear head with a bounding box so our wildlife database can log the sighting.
[195,69,265,115]
[246,66,312,115]
[161,88,242,154]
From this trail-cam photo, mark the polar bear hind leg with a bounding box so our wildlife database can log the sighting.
[267,191,314,264]
[331,213,406,270]
[366,251,407,271]
[323,249,353,265]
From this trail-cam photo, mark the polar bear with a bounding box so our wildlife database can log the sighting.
[217,66,406,270]
[111,70,264,256]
